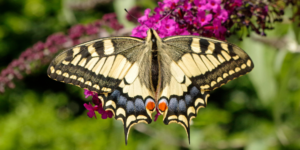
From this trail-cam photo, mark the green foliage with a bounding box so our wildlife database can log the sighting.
[1,0,300,149]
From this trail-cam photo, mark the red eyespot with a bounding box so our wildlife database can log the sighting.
[146,101,155,111]
[159,102,168,112]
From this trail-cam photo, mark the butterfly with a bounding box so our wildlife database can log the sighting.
[47,28,254,144]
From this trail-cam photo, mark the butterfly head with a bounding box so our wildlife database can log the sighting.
[145,28,162,50]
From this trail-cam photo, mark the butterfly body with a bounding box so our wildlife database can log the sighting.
[48,28,253,144]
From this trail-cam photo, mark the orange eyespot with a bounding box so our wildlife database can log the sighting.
[146,101,155,111]
[159,102,168,112]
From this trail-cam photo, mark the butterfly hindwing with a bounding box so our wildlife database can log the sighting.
[47,37,156,144]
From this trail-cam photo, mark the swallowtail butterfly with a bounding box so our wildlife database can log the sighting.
[47,29,254,144]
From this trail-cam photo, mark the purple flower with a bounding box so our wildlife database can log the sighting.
[192,32,200,36]
[96,103,113,119]
[138,8,152,24]
[214,6,228,22]
[132,25,149,38]
[180,1,192,11]
[179,30,191,35]
[69,25,86,40]
[100,110,114,119]
[85,24,99,35]
[44,33,67,48]
[198,11,212,26]
[92,94,100,105]
[101,13,124,31]
[206,0,221,12]
[212,19,227,40]
[183,11,195,25]
[157,18,177,38]
[84,103,97,118]
[154,107,161,122]
[83,89,113,119]
[84,89,94,98]
[194,0,207,11]
[233,0,243,7]
[33,42,45,51]
[163,0,179,9]
[154,2,165,14]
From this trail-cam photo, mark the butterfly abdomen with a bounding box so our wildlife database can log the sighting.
[151,50,159,93]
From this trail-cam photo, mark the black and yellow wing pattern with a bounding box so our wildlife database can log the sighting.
[47,29,254,144]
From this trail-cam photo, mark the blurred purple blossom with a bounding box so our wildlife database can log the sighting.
[0,13,123,93]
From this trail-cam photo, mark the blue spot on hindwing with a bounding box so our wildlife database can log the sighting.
[185,94,192,105]
[118,95,127,107]
[110,89,120,100]
[190,86,199,97]
[178,100,186,113]
[169,98,178,112]
[126,101,135,114]
[135,98,145,112]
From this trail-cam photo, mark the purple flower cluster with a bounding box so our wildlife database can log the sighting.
[129,0,287,40]
[0,33,68,92]
[131,0,229,40]
[83,89,113,119]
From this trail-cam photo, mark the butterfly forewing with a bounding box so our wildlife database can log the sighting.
[162,36,254,90]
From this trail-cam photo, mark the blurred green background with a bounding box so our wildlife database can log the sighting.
[1,0,300,149]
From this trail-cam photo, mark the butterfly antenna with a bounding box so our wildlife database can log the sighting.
[125,9,139,21]
[125,8,152,29]
[156,9,174,24]
[125,8,173,30]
